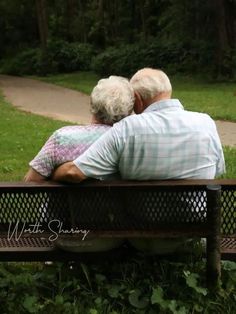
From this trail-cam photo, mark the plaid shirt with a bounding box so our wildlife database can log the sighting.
[74,99,225,180]
[29,124,110,177]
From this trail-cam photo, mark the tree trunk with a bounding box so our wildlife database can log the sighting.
[67,0,77,41]
[97,0,106,46]
[212,0,229,77]
[35,0,48,51]
[225,0,236,49]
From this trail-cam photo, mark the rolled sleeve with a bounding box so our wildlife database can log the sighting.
[29,133,57,177]
[210,118,226,177]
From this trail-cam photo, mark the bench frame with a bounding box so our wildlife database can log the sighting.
[0,179,235,287]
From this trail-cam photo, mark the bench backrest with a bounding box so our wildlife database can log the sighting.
[0,179,235,236]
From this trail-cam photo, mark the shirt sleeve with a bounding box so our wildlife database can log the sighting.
[29,131,58,177]
[210,119,226,177]
[215,139,226,177]
[73,126,122,180]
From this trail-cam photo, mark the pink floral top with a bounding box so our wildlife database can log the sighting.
[29,124,111,177]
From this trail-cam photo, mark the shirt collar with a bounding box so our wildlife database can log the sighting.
[143,99,184,113]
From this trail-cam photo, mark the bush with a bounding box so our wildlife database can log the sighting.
[50,41,95,72]
[0,48,41,76]
[0,41,95,76]
[92,40,235,79]
[91,41,188,77]
[91,44,148,77]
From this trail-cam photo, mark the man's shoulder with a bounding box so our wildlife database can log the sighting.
[185,110,216,126]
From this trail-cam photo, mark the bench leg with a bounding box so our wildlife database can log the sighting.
[206,185,221,289]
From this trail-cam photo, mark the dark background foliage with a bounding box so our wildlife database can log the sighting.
[0,0,236,79]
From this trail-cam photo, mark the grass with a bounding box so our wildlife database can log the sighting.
[0,92,235,180]
[35,71,99,95]
[1,72,235,180]
[37,72,236,122]
[171,75,236,122]
[0,93,70,180]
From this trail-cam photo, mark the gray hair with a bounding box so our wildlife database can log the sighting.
[130,68,172,100]
[90,76,134,125]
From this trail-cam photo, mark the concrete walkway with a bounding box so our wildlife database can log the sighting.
[0,75,91,124]
[0,74,235,147]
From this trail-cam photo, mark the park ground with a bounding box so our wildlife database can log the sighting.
[0,73,236,147]
[0,72,235,313]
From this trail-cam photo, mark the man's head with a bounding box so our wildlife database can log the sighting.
[130,68,172,114]
[90,76,134,125]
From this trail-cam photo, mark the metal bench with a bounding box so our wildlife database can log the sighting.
[0,179,235,286]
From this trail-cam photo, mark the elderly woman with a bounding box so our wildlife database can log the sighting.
[24,76,134,182]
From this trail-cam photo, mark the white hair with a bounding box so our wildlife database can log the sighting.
[90,76,134,124]
[130,68,172,100]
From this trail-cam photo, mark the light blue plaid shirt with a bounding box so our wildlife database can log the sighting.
[74,99,225,180]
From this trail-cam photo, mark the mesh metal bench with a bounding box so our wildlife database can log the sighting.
[0,179,235,286]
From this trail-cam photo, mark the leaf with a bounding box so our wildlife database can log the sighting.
[194,304,204,312]
[108,285,124,298]
[151,287,166,307]
[80,263,92,289]
[95,297,102,305]
[129,289,149,309]
[168,301,187,314]
[221,260,236,271]
[55,295,64,304]
[184,272,207,296]
[23,295,38,313]
[95,274,106,283]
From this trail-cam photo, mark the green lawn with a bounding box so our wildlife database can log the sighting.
[38,72,236,122]
[1,72,235,180]
[0,94,70,180]
[35,71,99,95]
[0,91,235,180]
[171,75,236,122]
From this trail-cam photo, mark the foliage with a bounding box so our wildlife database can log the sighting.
[91,40,236,79]
[47,40,95,73]
[0,0,236,79]
[0,48,41,76]
[0,256,235,313]
[0,41,95,76]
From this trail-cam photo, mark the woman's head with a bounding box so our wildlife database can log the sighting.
[90,76,134,125]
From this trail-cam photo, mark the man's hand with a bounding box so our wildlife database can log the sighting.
[52,161,87,183]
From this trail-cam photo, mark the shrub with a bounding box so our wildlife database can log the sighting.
[91,42,187,77]
[92,40,234,79]
[0,48,40,76]
[91,44,148,77]
[0,41,95,76]
[50,41,95,72]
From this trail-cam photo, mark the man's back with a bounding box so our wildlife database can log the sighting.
[74,99,225,180]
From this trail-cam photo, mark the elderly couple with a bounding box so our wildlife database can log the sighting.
[24,67,225,254]
[25,68,225,183]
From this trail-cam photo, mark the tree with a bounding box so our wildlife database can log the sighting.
[35,0,48,51]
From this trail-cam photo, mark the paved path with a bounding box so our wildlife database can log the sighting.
[0,75,91,124]
[0,75,235,147]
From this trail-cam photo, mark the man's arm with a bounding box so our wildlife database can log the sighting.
[24,168,46,182]
[52,161,87,183]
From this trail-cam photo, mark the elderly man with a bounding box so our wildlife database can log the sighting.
[52,68,225,182]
